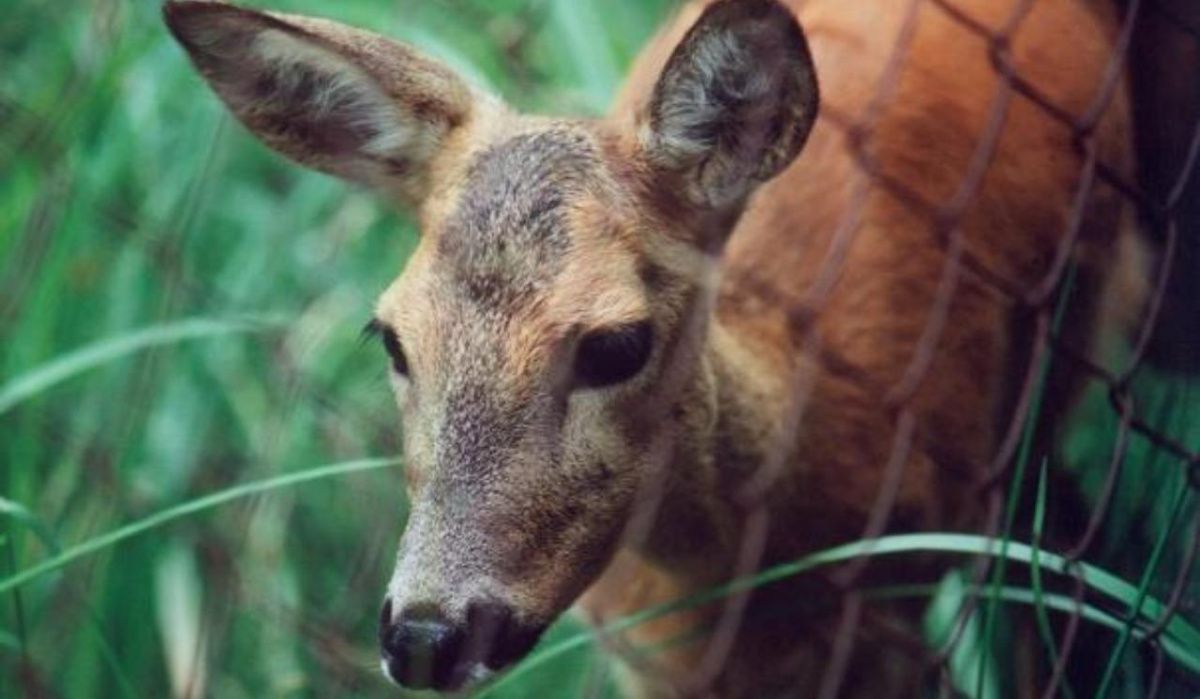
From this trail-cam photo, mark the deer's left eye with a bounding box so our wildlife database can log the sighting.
[575,321,654,389]
[365,320,409,376]
[380,328,409,376]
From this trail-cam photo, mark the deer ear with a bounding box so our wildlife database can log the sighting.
[164,1,479,203]
[640,0,819,211]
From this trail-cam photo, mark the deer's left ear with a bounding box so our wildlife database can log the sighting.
[639,0,819,212]
[164,1,482,203]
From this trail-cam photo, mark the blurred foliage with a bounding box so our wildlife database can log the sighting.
[1,0,673,696]
[2,0,1198,697]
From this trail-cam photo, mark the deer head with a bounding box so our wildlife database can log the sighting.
[165,0,817,690]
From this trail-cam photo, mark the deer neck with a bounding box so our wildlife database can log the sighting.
[638,316,796,582]
[577,316,800,652]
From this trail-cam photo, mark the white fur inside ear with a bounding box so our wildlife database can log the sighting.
[251,29,434,168]
[640,8,815,211]
[642,29,775,168]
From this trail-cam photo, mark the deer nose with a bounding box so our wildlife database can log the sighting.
[378,599,546,691]
[379,601,463,690]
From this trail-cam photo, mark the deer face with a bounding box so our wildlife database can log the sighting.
[165,0,816,691]
[371,122,705,690]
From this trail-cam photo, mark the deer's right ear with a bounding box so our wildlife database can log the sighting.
[164,1,480,203]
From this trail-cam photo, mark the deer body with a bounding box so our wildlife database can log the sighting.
[583,3,1137,696]
[165,0,1140,696]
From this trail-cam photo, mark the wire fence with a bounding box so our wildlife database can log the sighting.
[3,0,1198,696]
[593,0,1200,696]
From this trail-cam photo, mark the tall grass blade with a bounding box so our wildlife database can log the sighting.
[0,497,59,554]
[1030,458,1075,699]
[1094,479,1191,698]
[924,571,1000,699]
[481,532,1200,696]
[0,457,401,597]
[977,264,1076,697]
[0,496,138,698]
[0,316,286,417]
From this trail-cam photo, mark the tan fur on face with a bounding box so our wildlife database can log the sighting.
[375,119,703,628]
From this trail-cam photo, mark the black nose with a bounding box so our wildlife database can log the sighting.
[379,602,463,690]
[378,600,546,691]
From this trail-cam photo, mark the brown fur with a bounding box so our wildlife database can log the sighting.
[585,1,1141,696]
[165,0,1144,696]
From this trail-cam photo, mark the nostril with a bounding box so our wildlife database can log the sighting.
[467,603,545,670]
[379,606,464,691]
[461,602,512,666]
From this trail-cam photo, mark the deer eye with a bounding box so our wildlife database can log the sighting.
[365,320,409,376]
[575,321,654,389]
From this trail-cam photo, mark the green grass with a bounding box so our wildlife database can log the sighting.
[1,1,674,696]
[3,0,1197,697]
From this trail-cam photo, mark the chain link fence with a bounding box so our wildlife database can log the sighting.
[2,0,1198,697]
[595,0,1200,696]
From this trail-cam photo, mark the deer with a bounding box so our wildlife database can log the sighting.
[164,0,1146,696]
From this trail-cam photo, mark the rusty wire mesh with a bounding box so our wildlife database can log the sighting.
[2,0,1198,696]
[599,0,1200,696]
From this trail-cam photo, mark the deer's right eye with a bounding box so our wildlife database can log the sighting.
[365,320,409,377]
[575,321,654,389]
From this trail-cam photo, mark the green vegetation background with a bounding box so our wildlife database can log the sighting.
[1,0,675,696]
[2,0,1197,697]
